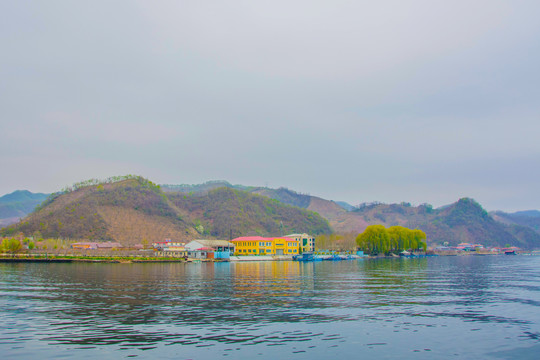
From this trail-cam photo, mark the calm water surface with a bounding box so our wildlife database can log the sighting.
[1,256,540,359]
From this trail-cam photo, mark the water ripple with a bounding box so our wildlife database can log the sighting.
[1,257,540,358]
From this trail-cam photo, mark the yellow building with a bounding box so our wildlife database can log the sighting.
[285,233,316,252]
[231,236,300,256]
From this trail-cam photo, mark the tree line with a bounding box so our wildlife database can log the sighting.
[356,225,427,255]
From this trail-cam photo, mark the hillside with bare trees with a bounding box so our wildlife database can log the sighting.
[1,177,331,244]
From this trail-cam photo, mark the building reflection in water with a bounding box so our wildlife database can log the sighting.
[1,256,538,356]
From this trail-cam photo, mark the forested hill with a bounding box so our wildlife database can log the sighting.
[1,177,331,244]
[1,177,195,244]
[3,178,539,248]
[349,198,540,249]
[162,182,350,214]
[167,187,331,239]
[162,180,254,194]
[163,181,540,249]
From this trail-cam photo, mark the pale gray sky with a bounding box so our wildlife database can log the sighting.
[1,1,539,211]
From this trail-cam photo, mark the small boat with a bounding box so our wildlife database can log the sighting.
[399,251,416,258]
[293,252,322,261]
[504,250,516,255]
[323,254,343,261]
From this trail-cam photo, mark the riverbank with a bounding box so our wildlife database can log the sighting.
[1,251,536,264]
[0,254,191,263]
[0,254,297,263]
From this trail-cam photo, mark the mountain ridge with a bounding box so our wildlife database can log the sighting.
[165,181,540,248]
[1,177,331,244]
[2,179,539,249]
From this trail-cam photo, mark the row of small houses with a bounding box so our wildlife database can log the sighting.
[154,234,316,260]
[72,241,125,250]
[71,233,316,260]
[434,242,521,253]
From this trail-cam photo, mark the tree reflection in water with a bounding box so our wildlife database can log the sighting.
[1,256,539,359]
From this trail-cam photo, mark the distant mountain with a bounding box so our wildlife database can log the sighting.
[2,177,331,244]
[345,198,540,248]
[491,210,540,234]
[511,210,540,218]
[0,190,49,225]
[335,201,355,211]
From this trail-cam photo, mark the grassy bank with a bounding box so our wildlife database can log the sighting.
[0,253,189,263]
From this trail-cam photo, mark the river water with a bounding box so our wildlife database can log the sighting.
[1,256,539,359]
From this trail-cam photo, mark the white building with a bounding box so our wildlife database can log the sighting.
[285,233,316,252]
[184,239,235,252]
[152,239,185,252]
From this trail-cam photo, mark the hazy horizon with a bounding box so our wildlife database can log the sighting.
[2,1,539,212]
[0,176,537,214]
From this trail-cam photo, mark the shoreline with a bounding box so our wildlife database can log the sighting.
[0,251,534,264]
[0,255,193,263]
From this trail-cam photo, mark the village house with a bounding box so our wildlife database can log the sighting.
[152,239,187,257]
[185,239,235,260]
[231,236,300,256]
[72,241,123,250]
[455,243,474,251]
[152,239,185,251]
[186,247,212,259]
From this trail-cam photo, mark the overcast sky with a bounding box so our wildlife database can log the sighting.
[1,1,539,211]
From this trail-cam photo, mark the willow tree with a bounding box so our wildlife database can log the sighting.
[413,229,427,252]
[388,226,409,252]
[356,225,390,255]
[357,225,427,255]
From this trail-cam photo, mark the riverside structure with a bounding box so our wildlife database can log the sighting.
[285,233,316,252]
[231,236,300,256]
